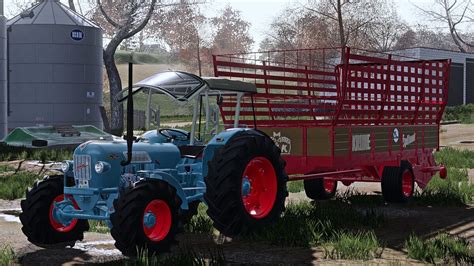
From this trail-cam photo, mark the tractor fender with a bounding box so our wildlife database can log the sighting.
[202,128,267,177]
[147,171,189,210]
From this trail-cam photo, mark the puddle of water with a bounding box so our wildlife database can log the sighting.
[0,209,21,223]
[0,213,20,223]
[75,240,123,256]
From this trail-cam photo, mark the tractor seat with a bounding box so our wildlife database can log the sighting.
[178,145,205,159]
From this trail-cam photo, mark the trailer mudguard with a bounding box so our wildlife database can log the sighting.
[202,128,267,177]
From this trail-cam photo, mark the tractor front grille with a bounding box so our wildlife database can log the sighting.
[73,155,91,187]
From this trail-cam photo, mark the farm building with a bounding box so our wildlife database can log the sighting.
[393,47,474,106]
[0,4,6,140]
[6,0,103,130]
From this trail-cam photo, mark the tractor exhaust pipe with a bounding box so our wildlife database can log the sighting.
[121,62,134,166]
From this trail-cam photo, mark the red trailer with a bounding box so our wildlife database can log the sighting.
[213,47,449,202]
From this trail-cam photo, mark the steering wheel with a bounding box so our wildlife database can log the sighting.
[158,128,190,142]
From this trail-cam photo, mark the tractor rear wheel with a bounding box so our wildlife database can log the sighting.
[303,178,338,200]
[20,175,89,248]
[381,161,415,203]
[110,180,180,256]
[204,131,288,237]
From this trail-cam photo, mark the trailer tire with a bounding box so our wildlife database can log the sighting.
[110,179,180,256]
[204,131,288,237]
[381,161,415,203]
[20,175,89,248]
[303,178,338,200]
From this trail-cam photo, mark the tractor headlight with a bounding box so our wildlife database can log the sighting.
[61,161,71,172]
[94,161,110,174]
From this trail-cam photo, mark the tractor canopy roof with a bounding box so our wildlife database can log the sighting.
[118,71,257,102]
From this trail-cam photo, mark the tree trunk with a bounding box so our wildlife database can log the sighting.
[197,36,202,76]
[336,0,345,48]
[68,0,76,12]
[103,51,124,136]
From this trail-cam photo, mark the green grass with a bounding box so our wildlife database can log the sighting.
[0,171,39,200]
[405,234,473,264]
[0,165,14,174]
[89,220,110,234]
[129,246,225,266]
[245,201,383,247]
[184,204,213,234]
[0,245,16,265]
[415,168,474,206]
[0,144,73,162]
[443,103,474,123]
[324,231,382,260]
[287,180,304,193]
[435,147,474,169]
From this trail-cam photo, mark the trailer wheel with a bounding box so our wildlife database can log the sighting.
[381,162,415,203]
[303,178,338,200]
[110,180,180,256]
[204,131,288,237]
[20,175,89,248]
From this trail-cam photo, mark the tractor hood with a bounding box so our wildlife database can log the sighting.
[71,140,181,189]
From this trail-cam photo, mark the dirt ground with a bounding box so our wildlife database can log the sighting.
[0,123,472,265]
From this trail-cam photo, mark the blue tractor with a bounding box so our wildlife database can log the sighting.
[20,71,288,256]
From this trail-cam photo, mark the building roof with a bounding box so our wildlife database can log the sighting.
[7,0,99,28]
[391,47,474,64]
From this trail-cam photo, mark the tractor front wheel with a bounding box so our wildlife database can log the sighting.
[204,131,288,237]
[20,176,89,248]
[110,180,180,256]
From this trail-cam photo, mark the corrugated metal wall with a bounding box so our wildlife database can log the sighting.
[0,15,6,139]
[7,24,103,129]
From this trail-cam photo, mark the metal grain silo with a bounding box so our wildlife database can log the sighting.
[0,2,6,140]
[7,0,103,129]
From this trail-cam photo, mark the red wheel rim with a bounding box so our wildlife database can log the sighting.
[401,170,414,197]
[49,194,79,233]
[142,200,172,242]
[241,157,278,219]
[323,179,336,194]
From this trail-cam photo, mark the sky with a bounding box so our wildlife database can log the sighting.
[4,0,439,49]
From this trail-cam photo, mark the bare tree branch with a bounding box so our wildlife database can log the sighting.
[97,0,120,28]
[124,0,158,39]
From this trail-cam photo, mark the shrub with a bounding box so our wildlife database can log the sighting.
[0,171,39,200]
[405,234,473,264]
[0,245,16,266]
[443,103,474,123]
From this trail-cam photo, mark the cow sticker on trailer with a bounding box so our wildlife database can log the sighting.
[271,132,292,155]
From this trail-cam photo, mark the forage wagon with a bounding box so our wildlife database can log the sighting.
[20,47,449,255]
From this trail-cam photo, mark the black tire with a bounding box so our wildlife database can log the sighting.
[381,161,415,203]
[20,175,89,248]
[303,178,338,200]
[204,131,288,237]
[110,180,181,256]
[179,201,200,227]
